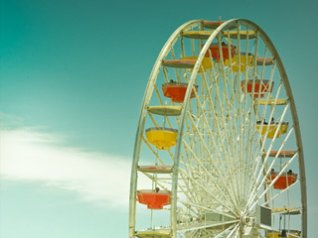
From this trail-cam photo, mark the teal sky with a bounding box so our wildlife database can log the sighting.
[0,0,317,237]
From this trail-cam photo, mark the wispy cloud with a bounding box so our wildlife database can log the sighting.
[0,127,132,208]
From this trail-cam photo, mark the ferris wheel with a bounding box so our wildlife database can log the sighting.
[128,19,307,238]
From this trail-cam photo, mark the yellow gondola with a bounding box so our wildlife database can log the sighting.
[267,231,280,238]
[146,127,178,150]
[267,231,301,238]
[182,56,213,72]
[256,122,288,138]
[224,54,254,72]
[135,229,171,238]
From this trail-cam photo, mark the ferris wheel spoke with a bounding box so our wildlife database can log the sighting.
[146,105,177,130]
[152,84,164,105]
[262,179,299,206]
[177,219,239,233]
[141,136,166,165]
[178,153,194,180]
[258,78,281,124]
[268,128,295,160]
[142,172,171,190]
[216,35,232,109]
[247,152,298,212]
[143,128,176,162]
[253,127,295,193]
[258,127,295,180]
[201,70,236,147]
[178,171,203,205]
[262,102,290,144]
[199,72,241,177]
[186,222,238,238]
[242,118,260,201]
[246,151,295,211]
[178,165,234,212]
[161,65,170,84]
[178,200,202,218]
[179,167,239,216]
[215,80,256,208]
[147,112,160,127]
[256,65,278,122]
[182,117,241,208]
[223,223,240,238]
[181,200,237,219]
[179,162,233,214]
[236,66,255,203]
[214,223,239,238]
[252,103,290,186]
[259,47,270,80]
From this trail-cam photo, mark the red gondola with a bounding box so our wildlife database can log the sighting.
[162,82,198,103]
[137,190,171,209]
[205,43,236,61]
[270,171,297,190]
[241,80,273,98]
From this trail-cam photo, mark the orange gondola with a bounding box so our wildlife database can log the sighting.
[162,82,198,103]
[205,43,236,61]
[241,79,273,98]
[270,171,297,190]
[137,189,171,209]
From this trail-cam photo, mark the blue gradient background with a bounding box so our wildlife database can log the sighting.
[1,0,317,237]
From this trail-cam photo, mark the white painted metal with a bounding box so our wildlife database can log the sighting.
[129,19,306,238]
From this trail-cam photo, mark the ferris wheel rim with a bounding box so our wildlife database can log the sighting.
[129,19,203,237]
[172,18,307,237]
[129,18,307,238]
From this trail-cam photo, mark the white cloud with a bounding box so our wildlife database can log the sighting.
[0,128,133,208]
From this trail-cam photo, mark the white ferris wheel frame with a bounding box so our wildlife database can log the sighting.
[128,19,307,238]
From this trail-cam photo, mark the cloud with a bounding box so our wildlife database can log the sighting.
[0,127,133,208]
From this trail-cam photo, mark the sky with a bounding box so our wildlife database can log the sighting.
[0,0,317,237]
